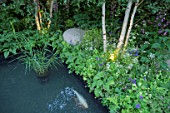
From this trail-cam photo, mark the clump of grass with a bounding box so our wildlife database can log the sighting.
[19,48,60,77]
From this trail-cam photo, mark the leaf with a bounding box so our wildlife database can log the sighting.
[10,48,17,54]
[107,78,115,86]
[152,43,161,49]
[68,70,72,74]
[140,56,150,63]
[115,88,122,95]
[93,71,105,80]
[106,96,118,105]
[94,88,101,97]
[140,44,148,50]
[104,84,110,92]
[4,51,9,58]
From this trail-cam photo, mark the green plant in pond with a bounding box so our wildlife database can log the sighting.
[19,48,59,77]
[17,31,61,77]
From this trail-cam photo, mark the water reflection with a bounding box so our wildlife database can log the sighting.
[47,87,90,113]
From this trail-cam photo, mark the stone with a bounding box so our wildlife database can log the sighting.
[166,60,170,68]
[63,28,85,45]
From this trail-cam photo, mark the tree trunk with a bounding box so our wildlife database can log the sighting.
[123,0,139,53]
[47,0,54,29]
[37,0,42,27]
[102,1,107,52]
[34,0,41,30]
[110,0,133,61]
[116,0,133,50]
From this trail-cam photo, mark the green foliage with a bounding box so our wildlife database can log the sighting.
[80,29,103,51]
[65,19,75,28]
[19,47,59,76]
[18,31,61,76]
[0,27,61,75]
[0,1,35,33]
[55,27,170,113]
[0,30,36,58]
[51,0,104,30]
[145,0,170,14]
[73,12,101,29]
[1,0,170,112]
[133,9,170,70]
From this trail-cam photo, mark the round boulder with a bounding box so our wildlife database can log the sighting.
[166,60,170,68]
[63,28,85,45]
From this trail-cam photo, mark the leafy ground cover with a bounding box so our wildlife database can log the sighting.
[54,29,170,113]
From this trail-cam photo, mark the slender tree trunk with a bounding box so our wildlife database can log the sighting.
[116,0,133,50]
[123,0,139,53]
[37,0,42,26]
[110,0,133,61]
[34,0,41,30]
[47,0,54,29]
[102,1,107,52]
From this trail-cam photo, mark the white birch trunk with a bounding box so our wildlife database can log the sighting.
[123,0,139,52]
[116,0,133,50]
[102,2,107,52]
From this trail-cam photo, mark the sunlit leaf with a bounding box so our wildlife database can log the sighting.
[4,51,9,58]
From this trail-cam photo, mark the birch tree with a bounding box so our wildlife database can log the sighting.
[102,1,107,52]
[117,0,133,50]
[123,0,139,53]
[110,0,133,61]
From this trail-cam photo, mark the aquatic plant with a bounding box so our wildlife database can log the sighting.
[18,32,61,78]
[20,49,59,77]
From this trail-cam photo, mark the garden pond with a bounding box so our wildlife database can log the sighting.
[0,56,108,113]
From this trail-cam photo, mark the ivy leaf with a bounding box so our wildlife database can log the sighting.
[10,48,17,54]
[104,84,110,92]
[68,70,72,74]
[4,51,9,58]
[94,88,101,97]
[106,96,118,105]
[115,88,122,95]
[140,56,150,63]
[93,71,105,80]
[152,43,161,49]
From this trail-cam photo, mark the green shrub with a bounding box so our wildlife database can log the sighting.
[17,31,61,76]
[0,30,36,58]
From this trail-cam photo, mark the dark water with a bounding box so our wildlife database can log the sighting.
[0,58,108,113]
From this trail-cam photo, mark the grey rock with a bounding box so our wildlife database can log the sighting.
[63,28,85,45]
[166,60,170,68]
